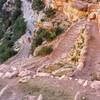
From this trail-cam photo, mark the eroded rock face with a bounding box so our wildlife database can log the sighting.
[81,0,98,3]
[88,12,96,20]
[71,0,88,12]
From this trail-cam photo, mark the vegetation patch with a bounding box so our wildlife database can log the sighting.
[65,5,88,22]
[40,63,65,73]
[54,68,73,77]
[32,0,45,11]
[18,81,72,100]
[0,0,26,63]
[31,27,63,54]
[67,28,86,66]
[36,45,53,56]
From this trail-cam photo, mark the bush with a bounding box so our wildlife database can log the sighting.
[46,32,56,41]
[4,16,26,44]
[31,37,43,52]
[12,16,26,39]
[36,45,53,56]
[31,28,49,51]
[44,7,56,18]
[0,27,4,39]
[32,0,45,11]
[52,27,63,36]
[10,9,21,24]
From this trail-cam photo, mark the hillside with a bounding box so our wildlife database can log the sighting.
[0,0,100,100]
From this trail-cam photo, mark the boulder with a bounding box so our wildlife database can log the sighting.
[25,95,37,100]
[37,94,43,100]
[90,81,100,89]
[18,69,31,77]
[78,79,84,85]
[36,72,51,77]
[83,80,88,87]
[0,72,4,78]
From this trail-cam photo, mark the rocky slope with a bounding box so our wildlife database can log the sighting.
[0,0,100,100]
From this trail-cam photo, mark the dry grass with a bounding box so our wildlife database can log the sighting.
[64,5,88,22]
[91,72,100,81]
[54,68,73,77]
[40,63,65,73]
[67,27,86,66]
[18,79,72,100]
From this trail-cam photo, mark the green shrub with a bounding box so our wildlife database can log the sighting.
[0,27,4,39]
[1,10,10,21]
[46,32,56,41]
[0,44,16,63]
[31,37,43,52]
[36,45,53,56]
[4,16,26,43]
[12,16,26,39]
[10,9,21,24]
[31,28,49,52]
[44,7,56,18]
[52,27,63,36]
[32,0,45,11]
[0,49,16,63]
